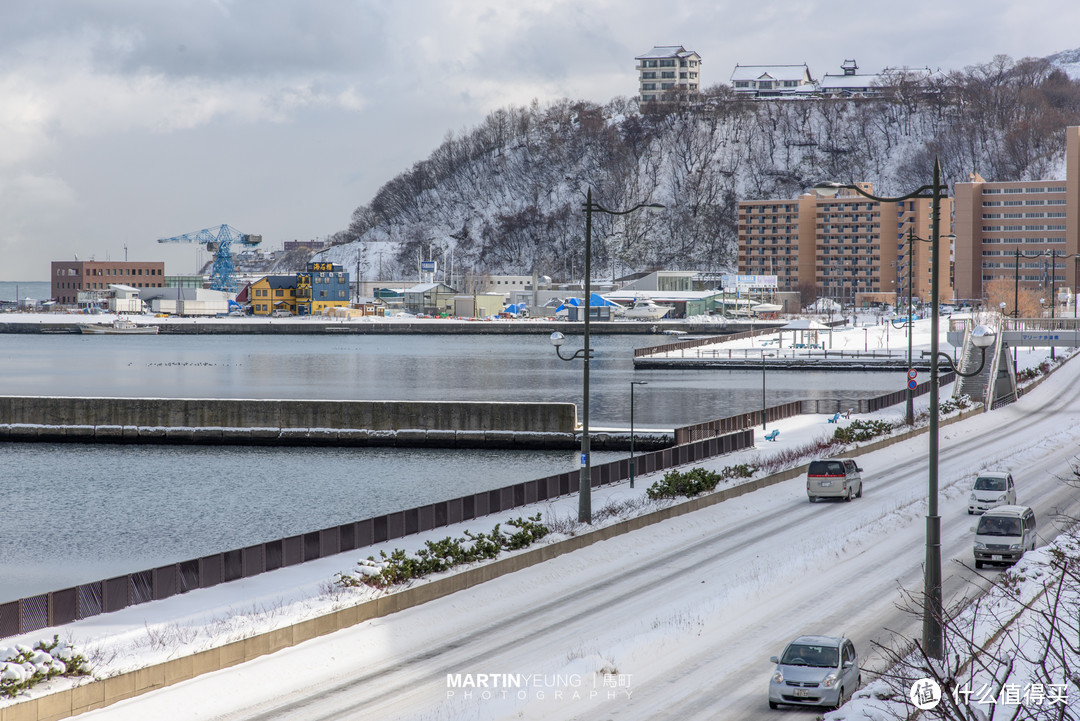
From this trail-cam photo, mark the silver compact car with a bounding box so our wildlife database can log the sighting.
[769,635,861,710]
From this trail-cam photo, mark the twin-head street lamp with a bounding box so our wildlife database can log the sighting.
[815,159,954,659]
[892,230,954,425]
[921,323,997,377]
[550,189,664,524]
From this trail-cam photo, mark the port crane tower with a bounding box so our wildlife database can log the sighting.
[156,224,261,293]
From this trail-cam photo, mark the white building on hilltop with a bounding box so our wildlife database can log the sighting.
[730,64,814,97]
[636,45,701,103]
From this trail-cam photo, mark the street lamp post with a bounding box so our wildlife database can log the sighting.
[1050,251,1057,360]
[894,230,952,425]
[761,351,768,430]
[550,189,664,524]
[630,381,647,488]
[816,159,953,658]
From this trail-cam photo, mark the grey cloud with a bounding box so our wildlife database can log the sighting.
[3,0,392,78]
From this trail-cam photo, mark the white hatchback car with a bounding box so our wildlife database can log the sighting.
[968,471,1016,515]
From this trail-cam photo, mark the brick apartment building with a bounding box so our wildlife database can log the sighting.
[51,261,166,305]
[737,186,951,307]
[953,126,1080,303]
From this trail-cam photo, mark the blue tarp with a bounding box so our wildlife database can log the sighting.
[556,295,620,313]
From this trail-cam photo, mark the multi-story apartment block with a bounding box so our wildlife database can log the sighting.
[636,45,701,103]
[730,64,814,97]
[737,186,952,307]
[51,260,166,306]
[953,126,1080,303]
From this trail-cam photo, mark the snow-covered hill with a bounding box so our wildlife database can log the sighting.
[318,52,1080,285]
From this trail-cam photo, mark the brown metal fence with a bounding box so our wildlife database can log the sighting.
[674,400,804,445]
[0,428,753,640]
[634,326,777,358]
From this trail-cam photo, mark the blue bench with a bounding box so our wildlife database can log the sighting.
[764,429,780,441]
[827,412,841,423]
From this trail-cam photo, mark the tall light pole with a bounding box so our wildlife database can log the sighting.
[761,351,768,430]
[1050,251,1057,360]
[816,160,952,658]
[551,189,664,523]
[629,381,648,488]
[894,230,951,425]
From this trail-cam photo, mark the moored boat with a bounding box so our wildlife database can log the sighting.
[79,317,159,335]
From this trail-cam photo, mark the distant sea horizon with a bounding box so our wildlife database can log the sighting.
[0,280,50,302]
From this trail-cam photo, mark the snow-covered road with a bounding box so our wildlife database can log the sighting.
[67,352,1080,721]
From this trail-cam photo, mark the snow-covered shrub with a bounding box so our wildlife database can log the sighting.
[0,636,89,699]
[336,514,549,589]
[832,419,895,443]
[645,464,757,500]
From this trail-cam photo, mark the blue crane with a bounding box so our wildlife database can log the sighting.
[156,224,262,293]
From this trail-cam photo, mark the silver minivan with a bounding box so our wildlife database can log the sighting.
[807,458,863,502]
[973,505,1036,569]
[968,471,1016,514]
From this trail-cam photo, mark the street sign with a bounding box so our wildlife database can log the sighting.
[580,453,587,467]
[907,368,918,380]
[908,379,918,390]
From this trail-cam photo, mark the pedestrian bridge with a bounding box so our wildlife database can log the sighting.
[946,317,1077,411]
[997,317,1080,347]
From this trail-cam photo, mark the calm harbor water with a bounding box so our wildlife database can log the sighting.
[0,331,908,602]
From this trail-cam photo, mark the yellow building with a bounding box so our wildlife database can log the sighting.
[250,276,297,316]
[249,263,350,316]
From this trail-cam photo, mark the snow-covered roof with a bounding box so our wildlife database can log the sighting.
[730,64,812,83]
[636,45,699,60]
[780,319,831,330]
[405,282,441,293]
[819,73,883,91]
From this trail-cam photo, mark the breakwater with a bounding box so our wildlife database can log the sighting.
[0,396,578,449]
[0,319,760,335]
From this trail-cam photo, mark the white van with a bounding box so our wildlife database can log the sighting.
[968,471,1016,515]
[806,458,863,502]
[972,505,1036,569]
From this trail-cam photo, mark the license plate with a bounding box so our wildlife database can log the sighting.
[992,555,1003,560]
[820,481,832,487]
[793,689,810,698]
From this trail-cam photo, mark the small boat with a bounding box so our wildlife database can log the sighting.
[79,317,159,335]
[621,298,673,320]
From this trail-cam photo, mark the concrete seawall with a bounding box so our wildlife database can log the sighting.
[0,396,578,448]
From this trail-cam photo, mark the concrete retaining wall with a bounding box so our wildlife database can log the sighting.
[0,397,576,445]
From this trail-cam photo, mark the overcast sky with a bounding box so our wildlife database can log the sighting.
[3,0,1080,282]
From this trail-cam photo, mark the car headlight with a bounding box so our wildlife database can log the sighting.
[1010,544,1021,550]
[772,671,784,684]
[975,542,986,550]
[969,493,977,502]
[997,494,1006,502]
[822,672,839,688]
